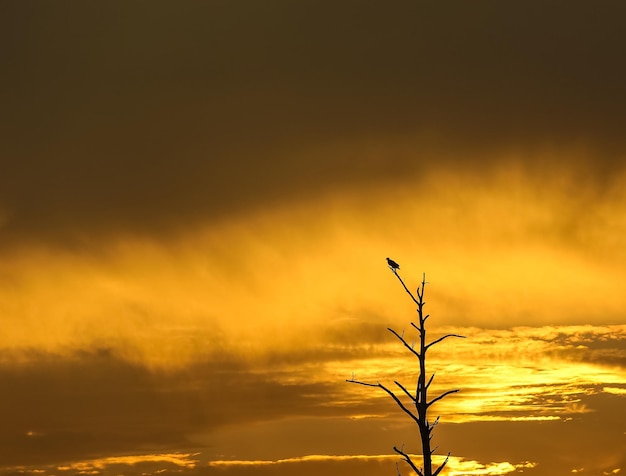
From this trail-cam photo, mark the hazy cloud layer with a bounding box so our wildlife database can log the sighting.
[2,177,625,368]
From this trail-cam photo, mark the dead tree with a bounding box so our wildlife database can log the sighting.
[348,262,464,476]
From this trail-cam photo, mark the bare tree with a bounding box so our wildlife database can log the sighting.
[348,260,464,476]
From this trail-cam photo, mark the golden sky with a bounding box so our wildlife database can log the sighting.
[1,1,625,475]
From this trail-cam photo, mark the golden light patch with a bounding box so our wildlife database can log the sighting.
[1,159,625,371]
[56,452,199,471]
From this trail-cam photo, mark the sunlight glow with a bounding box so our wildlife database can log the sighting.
[334,325,626,422]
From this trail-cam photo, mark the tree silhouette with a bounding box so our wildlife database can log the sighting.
[348,261,464,476]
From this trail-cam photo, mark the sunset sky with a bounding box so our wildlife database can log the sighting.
[1,1,625,475]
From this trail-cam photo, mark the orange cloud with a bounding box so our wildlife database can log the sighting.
[2,162,626,370]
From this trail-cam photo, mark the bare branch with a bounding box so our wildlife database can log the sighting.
[429,415,440,429]
[388,327,421,360]
[393,446,424,476]
[433,453,451,476]
[346,379,380,388]
[425,333,466,351]
[380,385,420,425]
[426,372,435,389]
[347,379,419,424]
[428,389,460,408]
[394,380,416,403]
[392,270,420,306]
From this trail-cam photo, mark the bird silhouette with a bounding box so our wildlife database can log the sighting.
[386,257,400,270]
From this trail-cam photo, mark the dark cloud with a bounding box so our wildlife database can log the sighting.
[0,349,190,466]
[0,348,353,467]
[1,1,626,243]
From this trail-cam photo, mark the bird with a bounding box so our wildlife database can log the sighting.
[386,257,400,270]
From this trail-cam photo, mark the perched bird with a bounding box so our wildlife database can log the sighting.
[386,257,400,270]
